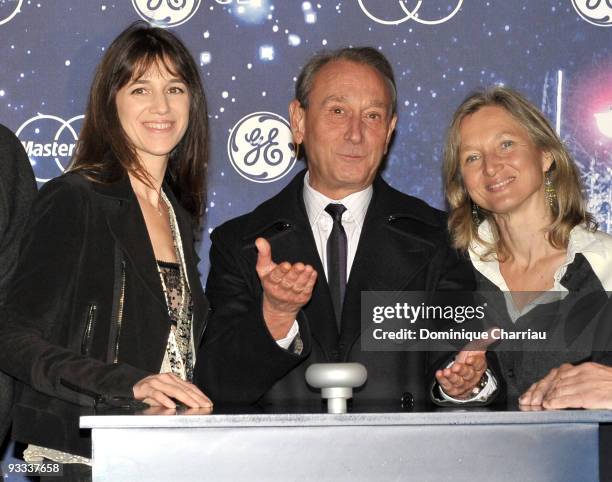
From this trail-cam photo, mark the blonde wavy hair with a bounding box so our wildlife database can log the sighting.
[443,86,596,260]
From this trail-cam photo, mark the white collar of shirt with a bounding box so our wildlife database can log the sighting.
[302,171,372,229]
[468,218,612,320]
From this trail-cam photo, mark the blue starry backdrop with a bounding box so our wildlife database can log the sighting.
[1,0,612,279]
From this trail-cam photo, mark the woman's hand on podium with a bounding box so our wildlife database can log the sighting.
[519,364,566,407]
[133,372,213,409]
[520,362,612,409]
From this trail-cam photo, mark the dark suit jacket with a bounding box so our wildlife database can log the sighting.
[196,170,475,406]
[0,172,208,456]
[0,124,36,448]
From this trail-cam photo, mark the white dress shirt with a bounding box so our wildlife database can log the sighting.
[276,172,372,348]
[302,171,372,280]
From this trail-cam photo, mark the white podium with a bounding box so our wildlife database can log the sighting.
[81,406,612,481]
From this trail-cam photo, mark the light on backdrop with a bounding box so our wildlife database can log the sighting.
[288,34,301,46]
[200,52,212,66]
[259,45,275,61]
[595,107,612,139]
[302,1,316,23]
[232,0,268,23]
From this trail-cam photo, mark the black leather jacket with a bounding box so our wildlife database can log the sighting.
[0,172,208,456]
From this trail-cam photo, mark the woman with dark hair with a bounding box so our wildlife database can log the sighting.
[0,22,212,476]
[442,86,612,408]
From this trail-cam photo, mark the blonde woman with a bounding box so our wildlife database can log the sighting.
[443,86,612,407]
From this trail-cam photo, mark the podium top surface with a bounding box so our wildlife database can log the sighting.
[80,405,612,429]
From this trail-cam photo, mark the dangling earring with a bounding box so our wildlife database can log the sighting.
[471,201,482,226]
[544,170,557,208]
[293,141,301,160]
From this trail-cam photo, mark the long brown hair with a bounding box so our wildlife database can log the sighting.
[69,22,208,225]
[443,86,596,260]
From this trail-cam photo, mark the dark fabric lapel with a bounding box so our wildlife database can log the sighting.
[93,176,167,311]
[243,170,339,353]
[341,176,440,348]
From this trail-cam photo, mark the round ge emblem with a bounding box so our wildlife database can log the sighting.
[357,0,463,26]
[227,112,297,183]
[0,0,23,26]
[131,0,202,28]
[16,114,84,183]
[571,0,612,27]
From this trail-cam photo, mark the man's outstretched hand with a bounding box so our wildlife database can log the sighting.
[255,237,317,340]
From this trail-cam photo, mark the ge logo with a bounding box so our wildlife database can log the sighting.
[16,114,84,183]
[571,0,612,26]
[0,0,23,26]
[131,0,201,28]
[227,112,297,183]
[357,0,463,26]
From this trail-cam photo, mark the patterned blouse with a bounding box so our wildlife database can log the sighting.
[158,260,194,382]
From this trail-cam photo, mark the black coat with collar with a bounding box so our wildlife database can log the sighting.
[0,123,37,303]
[0,124,37,452]
[196,170,475,406]
[475,253,611,403]
[0,172,208,457]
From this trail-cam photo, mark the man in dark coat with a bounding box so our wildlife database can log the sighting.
[196,48,494,406]
[0,123,36,446]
